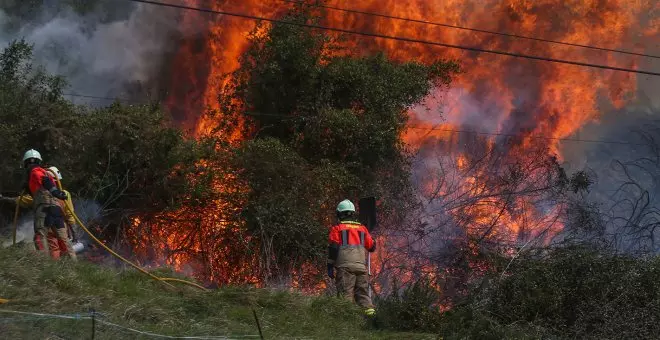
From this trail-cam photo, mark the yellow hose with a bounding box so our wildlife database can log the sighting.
[68,210,175,288]
[0,298,8,304]
[44,169,207,291]
[159,277,209,291]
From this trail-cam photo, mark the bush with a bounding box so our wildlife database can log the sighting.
[374,279,443,332]
[0,40,212,243]
[214,4,459,284]
[442,246,660,339]
[439,308,550,340]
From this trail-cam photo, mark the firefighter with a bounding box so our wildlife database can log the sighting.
[45,166,77,260]
[20,149,68,254]
[0,163,79,260]
[327,199,376,316]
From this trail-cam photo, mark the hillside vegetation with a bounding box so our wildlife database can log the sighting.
[0,246,433,339]
[3,3,660,340]
[4,245,660,339]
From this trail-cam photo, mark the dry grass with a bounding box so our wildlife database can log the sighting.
[0,246,432,339]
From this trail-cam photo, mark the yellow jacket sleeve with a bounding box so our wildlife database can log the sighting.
[63,190,74,212]
[62,190,76,226]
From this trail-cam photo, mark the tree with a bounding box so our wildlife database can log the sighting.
[207,5,459,282]
[0,40,71,192]
[0,40,206,244]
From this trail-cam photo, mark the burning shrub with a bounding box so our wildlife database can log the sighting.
[233,137,359,282]
[201,4,459,285]
[0,40,210,249]
[122,3,463,289]
[66,103,204,210]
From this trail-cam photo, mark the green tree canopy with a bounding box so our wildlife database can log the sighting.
[212,6,460,280]
[0,40,207,230]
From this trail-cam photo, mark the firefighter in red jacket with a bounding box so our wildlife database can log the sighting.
[21,149,68,253]
[328,199,376,316]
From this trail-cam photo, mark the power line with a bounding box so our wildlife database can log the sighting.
[64,93,118,100]
[405,125,647,146]
[127,0,660,76]
[225,110,650,146]
[62,93,151,103]
[58,91,651,146]
[280,0,660,60]
[63,93,123,101]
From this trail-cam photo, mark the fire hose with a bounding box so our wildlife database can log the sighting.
[68,208,210,290]
[9,170,207,292]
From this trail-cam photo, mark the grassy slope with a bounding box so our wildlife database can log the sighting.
[0,247,430,339]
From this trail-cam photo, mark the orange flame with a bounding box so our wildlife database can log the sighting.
[149,0,655,288]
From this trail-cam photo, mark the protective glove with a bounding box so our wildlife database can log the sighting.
[68,224,78,243]
[327,264,335,279]
[52,189,68,201]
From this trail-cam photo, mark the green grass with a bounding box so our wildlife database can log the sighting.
[0,246,432,339]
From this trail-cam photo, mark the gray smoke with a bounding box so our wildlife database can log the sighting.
[407,34,660,255]
[0,1,182,105]
[557,43,660,252]
[1,215,33,247]
[0,199,102,248]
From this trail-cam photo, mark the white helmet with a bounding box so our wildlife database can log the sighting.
[22,149,42,166]
[48,166,62,180]
[336,199,356,212]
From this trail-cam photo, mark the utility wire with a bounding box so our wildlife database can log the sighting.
[251,113,649,146]
[127,0,660,76]
[63,93,121,101]
[58,91,652,146]
[246,111,648,145]
[280,0,660,59]
[405,125,647,146]
[62,93,149,103]
[204,109,651,146]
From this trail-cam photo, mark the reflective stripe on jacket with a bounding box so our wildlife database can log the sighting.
[328,221,375,271]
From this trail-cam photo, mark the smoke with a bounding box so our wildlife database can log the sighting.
[0,1,182,105]
[1,215,33,248]
[402,0,660,253]
[553,39,660,251]
[0,198,102,248]
[71,199,102,243]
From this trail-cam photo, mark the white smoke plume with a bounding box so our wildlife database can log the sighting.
[0,1,183,105]
[1,215,33,248]
[0,199,102,248]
